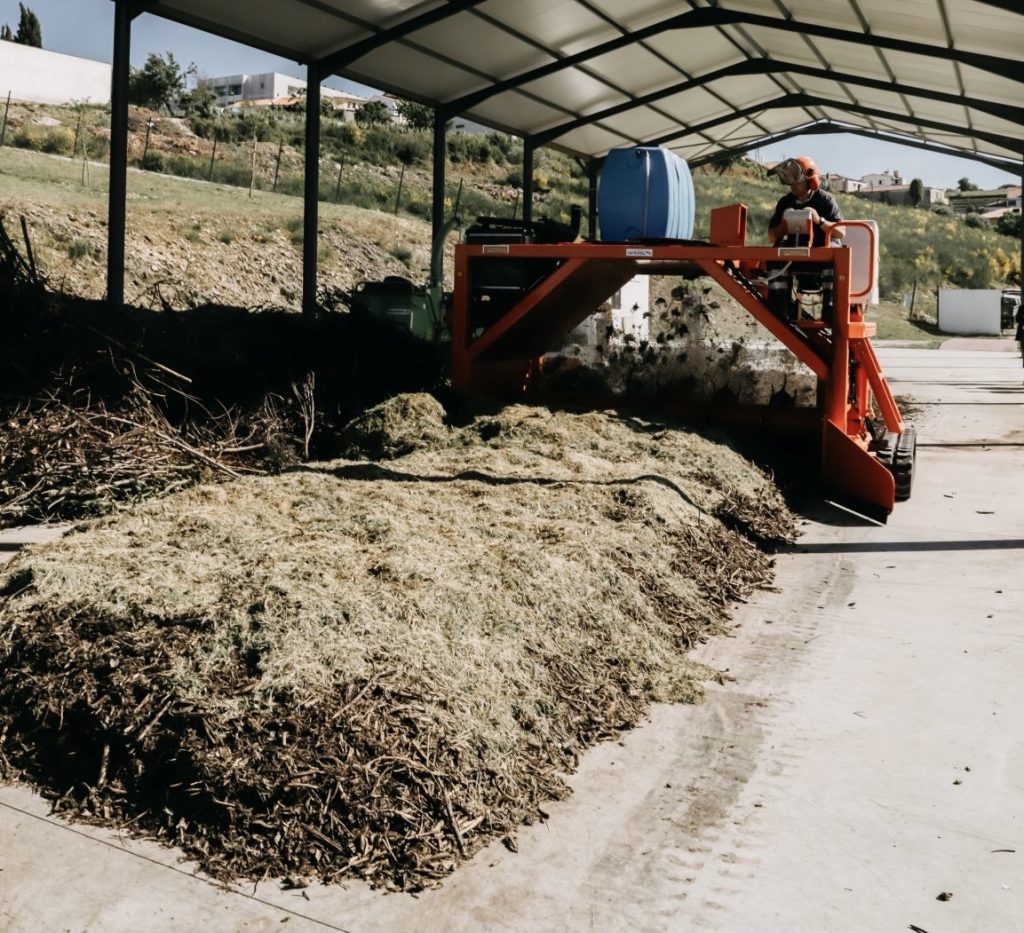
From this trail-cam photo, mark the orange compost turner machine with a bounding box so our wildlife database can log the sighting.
[449,202,915,523]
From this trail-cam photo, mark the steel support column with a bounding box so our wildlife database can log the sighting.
[431,108,447,246]
[522,139,535,228]
[302,64,322,316]
[106,0,132,309]
[588,159,600,239]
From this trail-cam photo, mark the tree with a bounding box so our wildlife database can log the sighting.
[395,99,434,130]
[15,4,41,46]
[355,100,392,127]
[128,51,195,115]
[908,178,923,208]
[958,177,979,192]
[995,212,1021,238]
[179,84,217,118]
[1,3,41,45]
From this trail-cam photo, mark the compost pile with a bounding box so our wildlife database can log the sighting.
[0,393,795,890]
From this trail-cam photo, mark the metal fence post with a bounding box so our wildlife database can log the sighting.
[272,138,284,192]
[393,163,405,214]
[0,91,10,148]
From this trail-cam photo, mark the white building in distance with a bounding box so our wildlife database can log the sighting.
[199,72,366,119]
[861,169,903,187]
[0,41,110,104]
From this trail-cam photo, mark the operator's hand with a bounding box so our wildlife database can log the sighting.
[807,208,821,225]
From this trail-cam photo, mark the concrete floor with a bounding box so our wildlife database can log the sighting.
[2,341,1022,933]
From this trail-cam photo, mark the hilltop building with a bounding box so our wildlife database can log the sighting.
[198,72,366,120]
[855,183,948,207]
[948,185,1021,217]
[860,169,903,187]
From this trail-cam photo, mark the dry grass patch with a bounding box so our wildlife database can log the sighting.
[0,395,794,890]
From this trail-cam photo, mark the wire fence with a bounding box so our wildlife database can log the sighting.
[0,97,588,226]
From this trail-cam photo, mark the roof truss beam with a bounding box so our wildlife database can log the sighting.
[643,94,1020,155]
[438,5,1019,118]
[691,120,1021,176]
[531,58,1023,147]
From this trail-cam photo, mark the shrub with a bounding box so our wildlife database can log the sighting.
[67,239,92,260]
[11,127,43,150]
[390,244,413,265]
[41,127,75,155]
[395,133,430,166]
[164,154,206,180]
[140,151,165,172]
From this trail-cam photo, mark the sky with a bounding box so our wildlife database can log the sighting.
[4,0,1018,191]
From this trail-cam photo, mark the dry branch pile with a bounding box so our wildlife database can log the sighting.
[0,395,795,890]
[0,216,446,528]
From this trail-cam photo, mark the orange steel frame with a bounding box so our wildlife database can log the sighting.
[451,208,906,517]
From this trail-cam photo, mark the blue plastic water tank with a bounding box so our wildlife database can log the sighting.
[598,147,695,241]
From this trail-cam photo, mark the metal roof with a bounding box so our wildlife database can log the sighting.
[126,0,1022,174]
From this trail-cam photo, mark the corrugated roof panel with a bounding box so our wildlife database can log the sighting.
[411,17,555,77]
[717,27,824,68]
[579,108,682,145]
[157,0,355,60]
[718,0,863,33]
[784,35,902,79]
[858,2,948,45]
[552,122,636,156]
[322,0,428,22]
[796,79,900,117]
[974,113,1023,142]
[478,0,615,54]
[651,85,752,124]
[908,97,969,124]
[945,3,1022,56]
[346,45,484,103]
[518,71,628,118]
[961,65,1024,107]
[466,92,578,135]
[586,0,687,31]
[584,47,692,96]
[639,30,750,77]
[882,50,960,88]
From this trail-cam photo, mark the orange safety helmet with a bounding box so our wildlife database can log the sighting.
[769,155,820,191]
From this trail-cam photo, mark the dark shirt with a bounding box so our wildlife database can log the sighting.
[768,190,844,246]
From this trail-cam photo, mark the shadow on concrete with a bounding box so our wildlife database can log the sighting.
[781,539,1024,554]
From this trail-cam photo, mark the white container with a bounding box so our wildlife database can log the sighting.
[937,289,1002,335]
[845,220,879,305]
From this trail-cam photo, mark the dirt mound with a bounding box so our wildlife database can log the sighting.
[0,394,795,891]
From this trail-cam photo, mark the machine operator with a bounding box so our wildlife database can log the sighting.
[767,156,846,246]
